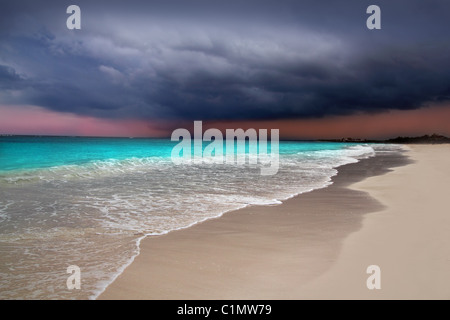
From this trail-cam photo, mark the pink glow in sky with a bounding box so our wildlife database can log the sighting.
[0,105,169,137]
[1,104,450,139]
[202,104,450,140]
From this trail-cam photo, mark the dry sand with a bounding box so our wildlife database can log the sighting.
[99,145,450,299]
[300,145,450,299]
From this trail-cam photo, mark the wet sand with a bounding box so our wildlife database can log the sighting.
[300,145,450,299]
[99,145,450,299]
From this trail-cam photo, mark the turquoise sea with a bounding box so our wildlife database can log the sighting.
[0,136,398,299]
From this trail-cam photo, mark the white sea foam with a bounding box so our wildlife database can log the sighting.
[88,144,379,299]
[0,143,390,299]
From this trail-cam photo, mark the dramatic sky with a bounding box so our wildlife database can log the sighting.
[1,0,450,138]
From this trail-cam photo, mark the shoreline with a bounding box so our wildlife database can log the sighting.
[299,144,450,299]
[99,145,411,299]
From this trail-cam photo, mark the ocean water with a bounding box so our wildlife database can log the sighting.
[0,136,399,299]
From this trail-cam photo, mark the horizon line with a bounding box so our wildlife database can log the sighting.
[2,132,448,142]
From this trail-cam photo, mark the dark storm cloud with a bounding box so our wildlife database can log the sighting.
[0,64,25,89]
[1,0,450,120]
